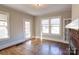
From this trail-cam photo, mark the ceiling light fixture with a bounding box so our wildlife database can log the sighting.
[33,4,44,7]
[34,4,43,6]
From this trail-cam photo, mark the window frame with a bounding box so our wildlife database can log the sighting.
[25,21,31,38]
[23,18,32,39]
[50,17,61,35]
[40,19,50,34]
[0,11,10,40]
[40,16,61,35]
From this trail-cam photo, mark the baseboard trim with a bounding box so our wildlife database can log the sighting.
[34,36,69,44]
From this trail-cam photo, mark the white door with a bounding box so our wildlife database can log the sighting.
[24,21,31,39]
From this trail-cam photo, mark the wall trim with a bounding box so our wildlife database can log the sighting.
[34,36,69,44]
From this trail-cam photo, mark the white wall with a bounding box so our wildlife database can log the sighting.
[72,4,79,20]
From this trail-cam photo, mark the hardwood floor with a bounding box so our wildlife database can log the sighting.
[0,39,69,55]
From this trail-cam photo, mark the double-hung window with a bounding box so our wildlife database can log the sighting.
[0,12,9,39]
[41,17,61,35]
[41,19,49,33]
[50,18,61,34]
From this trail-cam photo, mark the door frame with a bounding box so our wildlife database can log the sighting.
[23,18,31,39]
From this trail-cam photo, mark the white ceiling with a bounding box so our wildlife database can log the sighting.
[3,4,71,16]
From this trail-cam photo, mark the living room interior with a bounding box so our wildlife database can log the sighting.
[0,4,79,55]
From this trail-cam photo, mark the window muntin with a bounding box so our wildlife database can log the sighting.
[25,21,31,38]
[0,13,9,39]
[41,20,49,33]
[41,17,61,35]
[50,18,61,34]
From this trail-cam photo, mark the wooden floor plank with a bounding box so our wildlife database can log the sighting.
[0,39,69,55]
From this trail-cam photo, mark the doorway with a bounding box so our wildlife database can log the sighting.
[24,21,31,39]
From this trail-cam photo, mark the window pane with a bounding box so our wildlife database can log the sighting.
[51,18,60,25]
[42,26,49,33]
[41,20,49,33]
[25,21,31,38]
[0,27,8,38]
[25,22,30,32]
[0,13,9,39]
[0,14,7,21]
[51,27,60,34]
[0,21,7,26]
[41,20,49,25]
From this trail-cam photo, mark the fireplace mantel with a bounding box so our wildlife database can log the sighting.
[66,19,79,30]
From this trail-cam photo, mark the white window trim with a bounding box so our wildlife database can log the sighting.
[40,18,50,34]
[50,16,61,35]
[0,11,10,40]
[23,18,32,39]
[40,16,61,35]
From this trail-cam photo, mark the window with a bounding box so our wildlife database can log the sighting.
[50,18,60,34]
[0,13,9,39]
[41,17,61,35]
[25,21,31,38]
[41,20,49,33]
